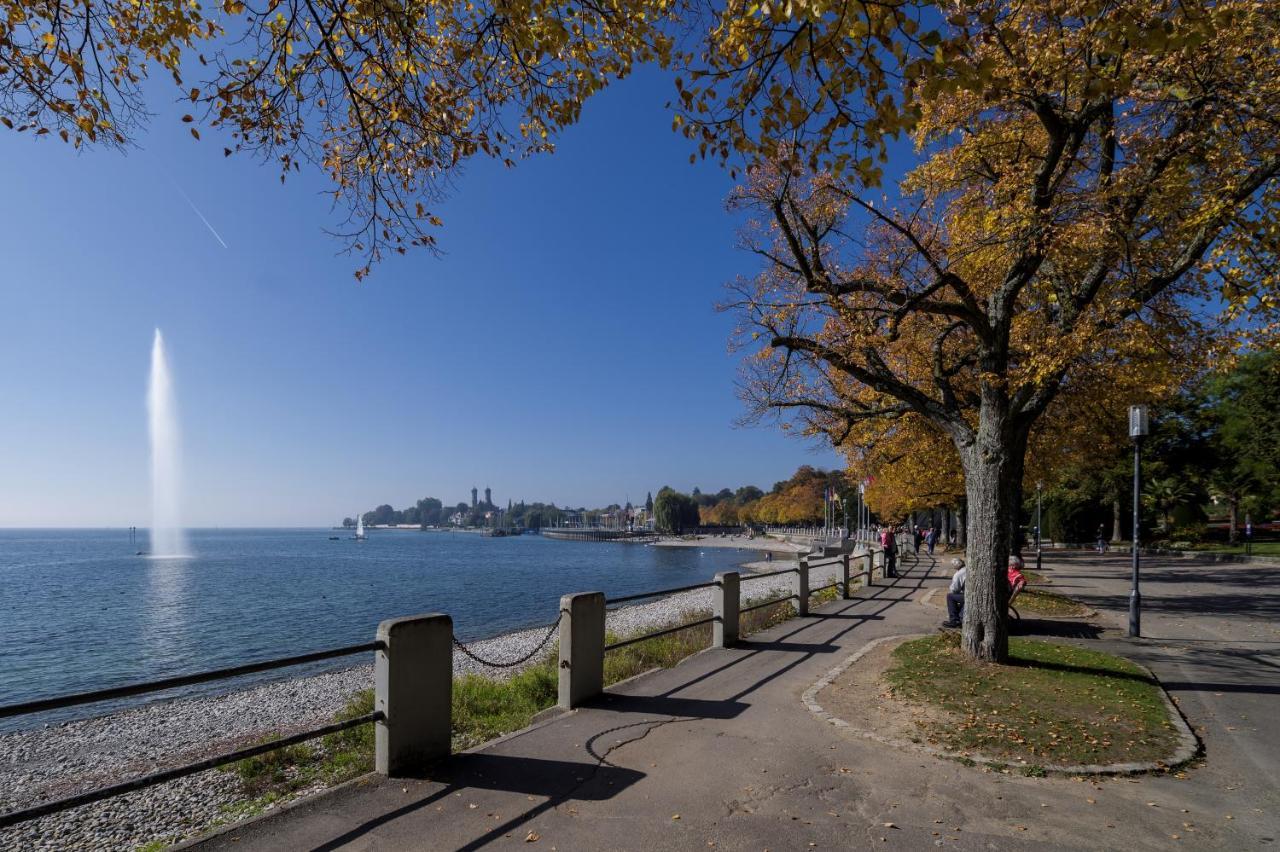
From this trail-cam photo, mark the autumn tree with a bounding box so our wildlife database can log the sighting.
[700,500,740,526]
[727,1,1280,661]
[852,414,965,525]
[0,0,669,276]
[853,327,1191,545]
[735,465,840,525]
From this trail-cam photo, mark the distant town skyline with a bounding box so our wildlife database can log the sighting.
[0,68,841,528]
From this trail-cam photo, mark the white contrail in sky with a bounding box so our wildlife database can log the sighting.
[174,184,229,249]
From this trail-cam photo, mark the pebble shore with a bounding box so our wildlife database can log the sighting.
[0,556,845,852]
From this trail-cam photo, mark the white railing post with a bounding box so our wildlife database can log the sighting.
[375,613,453,776]
[558,592,605,709]
[794,556,810,616]
[714,571,740,648]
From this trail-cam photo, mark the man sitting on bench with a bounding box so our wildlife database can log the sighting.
[944,556,1027,628]
[943,558,965,628]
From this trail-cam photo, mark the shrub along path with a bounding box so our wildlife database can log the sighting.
[189,552,1279,851]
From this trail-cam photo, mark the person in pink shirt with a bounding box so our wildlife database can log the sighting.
[1007,555,1028,601]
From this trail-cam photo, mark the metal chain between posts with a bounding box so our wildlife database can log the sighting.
[451,612,564,669]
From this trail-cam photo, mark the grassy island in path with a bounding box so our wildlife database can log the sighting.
[1014,588,1092,618]
[884,634,1179,770]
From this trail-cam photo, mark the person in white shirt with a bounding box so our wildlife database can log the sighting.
[944,558,966,627]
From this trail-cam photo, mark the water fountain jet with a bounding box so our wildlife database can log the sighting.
[147,329,190,558]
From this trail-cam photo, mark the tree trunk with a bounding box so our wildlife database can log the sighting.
[956,410,1027,664]
[956,501,967,548]
[1228,498,1238,545]
[1005,450,1027,558]
[1112,497,1122,543]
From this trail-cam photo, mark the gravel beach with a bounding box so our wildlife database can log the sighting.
[650,533,808,553]
[0,556,848,852]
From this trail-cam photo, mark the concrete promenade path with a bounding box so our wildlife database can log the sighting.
[190,551,1279,851]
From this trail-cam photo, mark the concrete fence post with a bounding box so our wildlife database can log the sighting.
[558,592,605,709]
[840,554,852,599]
[714,571,740,648]
[863,550,874,588]
[375,613,453,776]
[794,556,810,616]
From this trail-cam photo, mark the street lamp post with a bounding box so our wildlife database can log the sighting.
[1035,481,1043,574]
[863,486,869,542]
[1129,405,1149,638]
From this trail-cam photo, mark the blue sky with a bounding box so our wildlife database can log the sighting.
[0,67,841,527]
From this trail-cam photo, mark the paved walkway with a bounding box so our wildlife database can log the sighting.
[190,551,1280,851]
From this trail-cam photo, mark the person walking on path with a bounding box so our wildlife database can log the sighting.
[880,525,898,578]
[925,526,938,556]
[913,526,923,554]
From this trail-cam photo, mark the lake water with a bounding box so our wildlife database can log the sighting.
[0,529,756,729]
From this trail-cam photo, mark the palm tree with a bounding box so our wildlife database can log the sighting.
[1144,477,1195,534]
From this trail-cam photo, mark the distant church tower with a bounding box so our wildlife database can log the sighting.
[471,487,478,508]
[484,487,492,507]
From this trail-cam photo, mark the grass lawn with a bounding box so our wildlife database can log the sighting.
[223,585,841,807]
[1172,541,1280,556]
[884,634,1178,769]
[1014,588,1090,617]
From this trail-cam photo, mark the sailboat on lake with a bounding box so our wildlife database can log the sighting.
[354,513,367,541]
